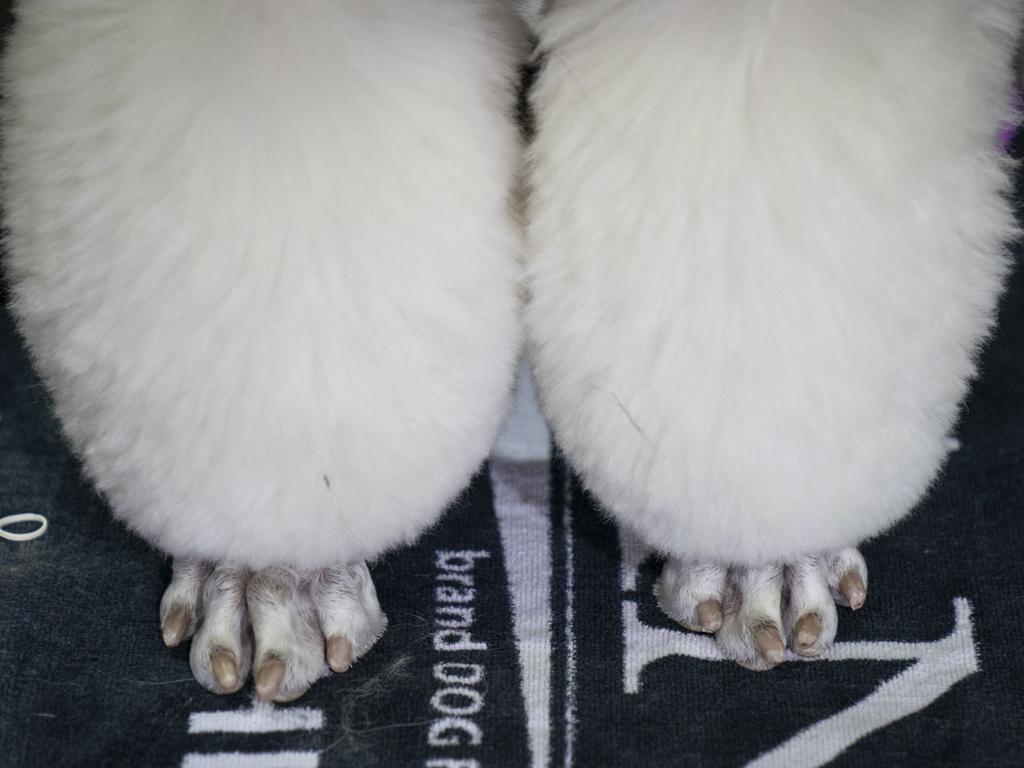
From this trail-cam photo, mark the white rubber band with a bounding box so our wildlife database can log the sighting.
[0,513,49,542]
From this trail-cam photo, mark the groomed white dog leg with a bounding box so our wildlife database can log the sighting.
[3,0,526,697]
[527,0,1020,668]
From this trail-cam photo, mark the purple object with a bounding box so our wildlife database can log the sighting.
[997,91,1021,151]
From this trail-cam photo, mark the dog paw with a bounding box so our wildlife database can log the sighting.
[159,560,386,701]
[656,548,867,670]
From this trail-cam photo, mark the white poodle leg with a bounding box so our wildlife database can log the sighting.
[4,0,526,700]
[527,1,1018,669]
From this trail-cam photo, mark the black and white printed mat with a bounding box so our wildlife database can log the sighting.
[1,2,1023,758]
[3,248,1024,767]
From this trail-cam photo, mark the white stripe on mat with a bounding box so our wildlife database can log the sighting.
[189,705,324,734]
[182,752,319,768]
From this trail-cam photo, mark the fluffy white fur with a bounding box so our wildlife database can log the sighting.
[526,0,1022,565]
[2,0,526,569]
